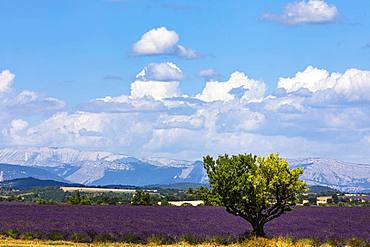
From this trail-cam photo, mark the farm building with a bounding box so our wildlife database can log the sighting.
[165,200,204,206]
[316,196,333,205]
[339,195,370,203]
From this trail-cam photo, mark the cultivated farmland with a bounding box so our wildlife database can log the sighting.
[0,203,368,243]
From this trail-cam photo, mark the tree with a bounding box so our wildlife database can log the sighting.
[204,153,307,237]
[66,191,82,205]
[131,190,151,205]
[187,187,221,206]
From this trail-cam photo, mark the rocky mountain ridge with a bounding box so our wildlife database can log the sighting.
[0,147,369,192]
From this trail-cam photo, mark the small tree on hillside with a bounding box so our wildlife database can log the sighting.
[204,153,307,237]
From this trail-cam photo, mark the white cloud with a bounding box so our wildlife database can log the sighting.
[198,69,219,79]
[0,70,65,146]
[263,0,338,25]
[133,27,178,55]
[0,70,15,93]
[158,112,205,130]
[215,107,266,133]
[10,119,28,132]
[3,119,29,144]
[130,80,181,100]
[130,62,183,100]
[136,62,184,81]
[278,66,370,101]
[278,66,337,92]
[196,71,266,102]
[132,27,199,59]
[176,45,199,59]
[4,112,106,147]
[334,69,370,101]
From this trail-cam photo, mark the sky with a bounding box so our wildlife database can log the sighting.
[1,0,370,162]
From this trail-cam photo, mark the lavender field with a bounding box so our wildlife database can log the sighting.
[0,203,369,241]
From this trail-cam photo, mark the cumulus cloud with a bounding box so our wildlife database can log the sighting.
[130,81,181,100]
[0,70,65,114]
[196,71,266,102]
[10,119,29,132]
[130,62,183,100]
[136,62,184,81]
[132,27,199,59]
[215,108,266,133]
[278,66,370,101]
[278,66,337,92]
[263,0,338,25]
[3,65,370,162]
[0,70,15,93]
[0,70,65,146]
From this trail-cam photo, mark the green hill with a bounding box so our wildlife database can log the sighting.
[0,177,81,190]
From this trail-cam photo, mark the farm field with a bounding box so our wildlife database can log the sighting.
[0,203,369,243]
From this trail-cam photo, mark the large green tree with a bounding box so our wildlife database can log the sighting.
[204,153,307,237]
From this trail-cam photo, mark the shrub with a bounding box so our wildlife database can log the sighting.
[324,238,345,247]
[121,233,142,243]
[94,233,116,242]
[179,234,201,244]
[295,238,321,247]
[3,229,19,239]
[159,199,170,206]
[207,235,236,245]
[346,237,368,247]
[70,232,92,243]
[47,231,65,241]
[35,198,47,204]
[20,231,41,240]
[146,234,171,245]
[240,237,271,247]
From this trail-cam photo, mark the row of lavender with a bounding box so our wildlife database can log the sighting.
[0,203,369,242]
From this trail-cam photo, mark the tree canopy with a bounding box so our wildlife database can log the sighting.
[131,190,151,205]
[204,153,307,237]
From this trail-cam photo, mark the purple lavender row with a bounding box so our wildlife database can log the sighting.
[0,203,369,240]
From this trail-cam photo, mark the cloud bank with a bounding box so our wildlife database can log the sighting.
[1,64,370,163]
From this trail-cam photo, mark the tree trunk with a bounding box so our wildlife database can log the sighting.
[252,223,266,237]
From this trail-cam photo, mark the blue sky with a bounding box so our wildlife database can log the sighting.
[1,0,370,162]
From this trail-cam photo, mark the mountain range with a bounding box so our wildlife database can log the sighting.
[0,147,369,192]
[0,147,207,186]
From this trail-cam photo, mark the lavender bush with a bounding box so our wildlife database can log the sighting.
[0,203,368,242]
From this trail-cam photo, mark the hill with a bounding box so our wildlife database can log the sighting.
[0,177,81,190]
[0,163,67,182]
[307,185,341,195]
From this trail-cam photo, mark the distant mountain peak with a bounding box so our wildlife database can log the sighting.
[289,158,370,193]
[0,147,369,192]
[0,147,204,187]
